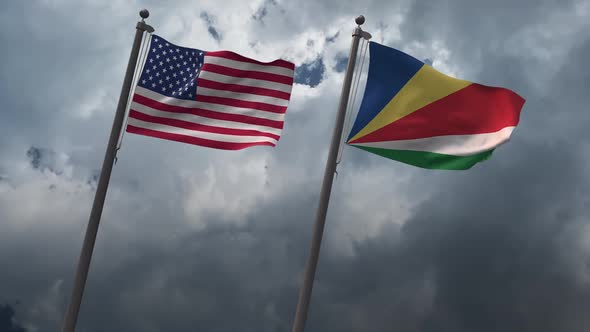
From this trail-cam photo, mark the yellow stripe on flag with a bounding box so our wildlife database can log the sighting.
[349,65,472,142]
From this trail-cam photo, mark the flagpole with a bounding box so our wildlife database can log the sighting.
[291,15,368,332]
[61,10,154,332]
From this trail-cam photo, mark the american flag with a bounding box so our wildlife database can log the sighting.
[126,34,295,150]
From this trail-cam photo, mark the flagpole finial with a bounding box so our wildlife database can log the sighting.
[355,15,365,26]
[140,9,149,20]
[137,9,155,33]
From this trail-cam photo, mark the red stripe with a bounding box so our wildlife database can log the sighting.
[132,94,284,130]
[195,95,287,114]
[206,51,295,70]
[201,63,294,86]
[126,125,275,150]
[129,110,280,140]
[350,83,526,144]
[198,78,291,100]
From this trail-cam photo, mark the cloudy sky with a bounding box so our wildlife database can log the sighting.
[1,0,590,331]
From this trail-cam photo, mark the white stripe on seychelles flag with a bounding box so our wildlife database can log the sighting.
[351,127,516,156]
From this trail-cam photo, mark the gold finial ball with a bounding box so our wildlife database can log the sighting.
[140,9,150,19]
[355,15,365,25]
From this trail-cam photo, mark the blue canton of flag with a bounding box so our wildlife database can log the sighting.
[138,36,204,100]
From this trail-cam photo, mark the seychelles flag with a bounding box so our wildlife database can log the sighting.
[347,42,525,170]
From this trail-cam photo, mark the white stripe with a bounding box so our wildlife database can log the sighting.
[130,102,282,136]
[204,55,294,77]
[127,117,278,144]
[196,87,289,107]
[350,127,515,156]
[135,87,286,121]
[199,71,293,94]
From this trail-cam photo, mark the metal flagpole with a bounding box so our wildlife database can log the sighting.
[291,15,370,332]
[61,9,154,332]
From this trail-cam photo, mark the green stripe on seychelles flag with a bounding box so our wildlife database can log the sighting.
[346,42,526,170]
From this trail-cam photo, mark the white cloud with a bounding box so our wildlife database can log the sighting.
[0,165,92,230]
[181,156,270,228]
